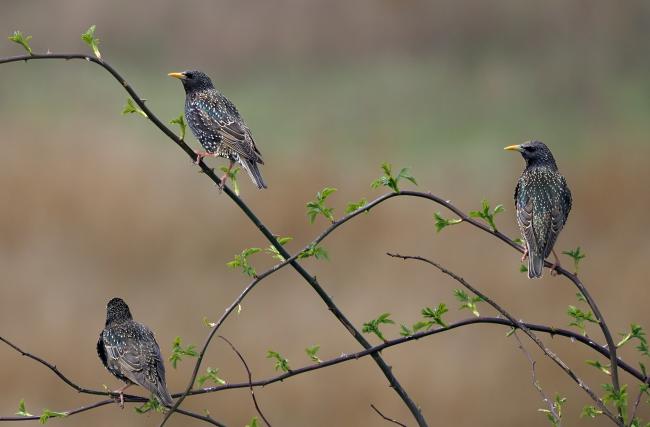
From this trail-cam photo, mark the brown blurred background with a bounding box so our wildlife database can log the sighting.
[1,1,649,426]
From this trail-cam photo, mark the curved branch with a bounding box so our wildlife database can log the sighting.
[0,53,424,427]
[387,253,620,425]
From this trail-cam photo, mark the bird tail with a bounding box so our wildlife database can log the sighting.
[155,384,174,408]
[527,252,544,279]
[240,158,267,189]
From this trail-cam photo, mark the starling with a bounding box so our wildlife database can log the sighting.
[97,297,173,408]
[168,70,267,189]
[505,141,572,279]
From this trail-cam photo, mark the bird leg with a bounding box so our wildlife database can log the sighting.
[549,249,562,276]
[113,383,132,409]
[193,150,218,165]
[520,247,528,262]
[219,159,235,190]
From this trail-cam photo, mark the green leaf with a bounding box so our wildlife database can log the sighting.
[169,337,198,369]
[453,289,483,317]
[220,166,240,196]
[81,25,101,59]
[617,324,647,350]
[519,263,528,273]
[246,417,260,427]
[197,367,226,387]
[585,359,611,375]
[567,305,598,335]
[8,31,33,55]
[39,409,68,424]
[371,162,417,192]
[345,198,368,214]
[266,350,291,372]
[297,243,329,261]
[433,212,462,232]
[122,98,147,118]
[16,399,33,417]
[399,324,412,337]
[265,236,293,261]
[362,312,395,342]
[469,199,504,232]
[422,304,449,328]
[306,187,337,223]
[169,114,187,140]
[576,292,587,302]
[562,246,586,274]
[602,383,628,412]
[227,247,262,277]
[305,345,322,363]
[202,316,216,328]
[134,397,165,414]
[580,405,603,418]
[513,237,525,245]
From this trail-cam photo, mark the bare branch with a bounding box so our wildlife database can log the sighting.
[371,404,407,427]
[219,336,272,427]
[512,331,560,425]
[386,253,621,425]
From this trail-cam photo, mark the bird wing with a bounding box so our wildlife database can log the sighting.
[516,192,538,256]
[195,101,262,163]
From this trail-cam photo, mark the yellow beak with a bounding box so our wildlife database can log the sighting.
[167,72,186,80]
[504,144,523,152]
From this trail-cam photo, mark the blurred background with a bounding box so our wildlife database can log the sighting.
[1,1,649,426]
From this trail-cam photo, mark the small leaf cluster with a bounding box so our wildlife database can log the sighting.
[169,337,198,369]
[81,25,101,59]
[246,417,259,427]
[562,246,586,274]
[169,114,187,140]
[469,199,504,232]
[371,163,417,193]
[305,345,322,363]
[453,289,483,317]
[602,383,628,416]
[306,187,337,223]
[433,212,461,232]
[345,198,368,214]
[227,247,262,277]
[8,31,32,54]
[567,305,598,335]
[122,98,147,118]
[400,304,449,336]
[197,367,226,387]
[265,236,293,261]
[15,400,68,424]
[267,350,291,372]
[134,397,165,414]
[298,243,329,261]
[362,313,395,342]
[617,323,647,355]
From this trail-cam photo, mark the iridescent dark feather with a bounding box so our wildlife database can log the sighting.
[97,298,173,407]
[510,141,572,278]
[175,70,267,189]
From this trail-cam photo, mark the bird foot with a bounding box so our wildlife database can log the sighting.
[520,248,528,262]
[550,249,561,276]
[111,391,125,409]
[193,150,217,165]
[218,173,229,190]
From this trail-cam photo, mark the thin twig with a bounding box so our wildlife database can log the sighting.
[512,331,560,425]
[387,253,620,425]
[370,404,407,427]
[219,336,272,427]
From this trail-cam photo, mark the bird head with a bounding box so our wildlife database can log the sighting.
[504,140,558,169]
[168,70,214,93]
[105,297,133,326]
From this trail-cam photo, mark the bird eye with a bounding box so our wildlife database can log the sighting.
[185,72,194,79]
[523,146,534,152]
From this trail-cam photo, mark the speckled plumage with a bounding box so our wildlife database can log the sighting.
[97,298,173,407]
[171,70,267,189]
[508,141,572,278]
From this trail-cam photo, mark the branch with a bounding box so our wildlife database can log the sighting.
[370,404,407,427]
[219,336,271,427]
[0,52,424,426]
[387,253,620,425]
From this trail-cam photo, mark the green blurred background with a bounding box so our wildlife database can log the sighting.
[1,1,649,426]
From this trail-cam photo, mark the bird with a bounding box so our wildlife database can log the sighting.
[168,70,267,189]
[97,297,174,408]
[504,140,572,279]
